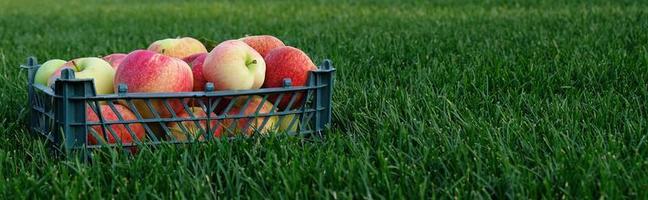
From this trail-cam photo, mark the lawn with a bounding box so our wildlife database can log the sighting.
[1,0,648,198]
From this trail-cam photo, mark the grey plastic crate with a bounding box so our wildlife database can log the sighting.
[22,57,335,155]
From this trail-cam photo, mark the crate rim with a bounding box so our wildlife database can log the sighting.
[24,57,335,99]
[22,56,336,156]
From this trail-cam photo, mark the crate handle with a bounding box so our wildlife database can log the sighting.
[321,59,333,70]
[205,82,215,92]
[117,83,128,95]
[282,78,292,88]
[60,68,76,79]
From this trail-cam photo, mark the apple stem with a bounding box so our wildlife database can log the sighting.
[250,60,257,65]
[71,60,79,71]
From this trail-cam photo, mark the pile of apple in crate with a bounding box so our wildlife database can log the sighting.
[34,35,317,145]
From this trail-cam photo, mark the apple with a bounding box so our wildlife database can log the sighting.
[102,53,127,69]
[218,96,277,136]
[276,114,299,133]
[114,50,193,118]
[185,53,208,91]
[86,104,145,145]
[181,53,211,108]
[213,97,233,115]
[47,57,116,95]
[182,53,204,64]
[147,37,207,59]
[34,59,66,86]
[239,35,285,58]
[263,46,317,110]
[168,107,222,141]
[202,40,266,91]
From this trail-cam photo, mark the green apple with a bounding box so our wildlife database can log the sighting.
[34,59,66,86]
[277,114,299,132]
[47,57,116,94]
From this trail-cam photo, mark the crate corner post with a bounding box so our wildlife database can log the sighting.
[311,59,336,137]
[53,69,96,158]
[24,56,39,134]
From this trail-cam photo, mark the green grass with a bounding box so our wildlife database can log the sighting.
[1,0,648,198]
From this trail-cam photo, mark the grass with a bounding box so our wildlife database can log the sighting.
[1,0,648,198]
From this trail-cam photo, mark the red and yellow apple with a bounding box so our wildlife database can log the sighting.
[218,96,277,136]
[47,57,116,95]
[114,50,193,118]
[263,46,317,110]
[102,53,127,69]
[147,37,207,59]
[239,35,285,58]
[203,40,266,91]
[86,104,146,145]
[168,107,222,141]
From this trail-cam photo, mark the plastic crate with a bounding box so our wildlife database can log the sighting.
[21,57,335,154]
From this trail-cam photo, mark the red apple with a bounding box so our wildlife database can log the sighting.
[185,53,208,91]
[239,35,285,58]
[183,53,210,108]
[86,104,146,145]
[168,107,222,141]
[213,97,233,115]
[263,46,317,110]
[102,53,127,69]
[203,40,266,91]
[114,50,193,118]
[147,37,207,59]
[218,96,277,136]
[182,53,204,64]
